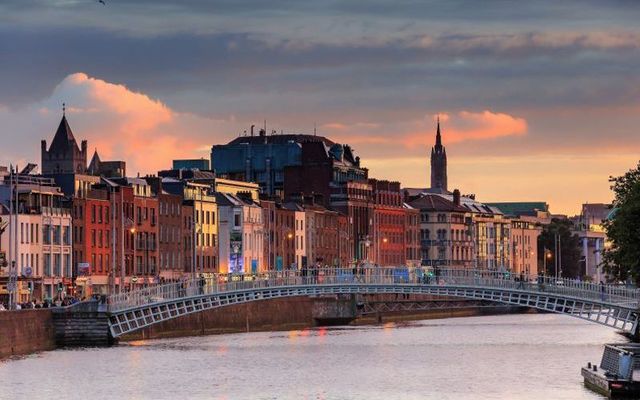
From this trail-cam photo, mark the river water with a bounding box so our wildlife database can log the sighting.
[0,314,623,399]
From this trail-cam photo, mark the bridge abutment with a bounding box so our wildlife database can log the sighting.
[52,300,115,347]
[311,294,357,325]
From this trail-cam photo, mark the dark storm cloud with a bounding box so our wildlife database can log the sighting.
[1,0,639,151]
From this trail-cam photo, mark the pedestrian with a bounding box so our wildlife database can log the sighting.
[600,281,606,302]
[518,272,525,289]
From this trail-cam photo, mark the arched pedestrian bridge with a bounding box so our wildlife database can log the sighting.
[106,268,640,338]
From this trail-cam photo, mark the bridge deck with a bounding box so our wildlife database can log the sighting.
[106,268,640,337]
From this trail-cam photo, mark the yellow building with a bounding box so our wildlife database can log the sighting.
[214,178,259,201]
[184,183,219,275]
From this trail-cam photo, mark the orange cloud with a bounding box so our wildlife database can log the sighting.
[404,110,527,147]
[39,73,230,174]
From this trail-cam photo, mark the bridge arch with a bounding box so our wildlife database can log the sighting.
[107,269,640,338]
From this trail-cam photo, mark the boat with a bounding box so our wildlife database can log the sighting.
[582,343,640,398]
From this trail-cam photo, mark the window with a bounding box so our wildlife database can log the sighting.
[54,254,61,276]
[234,213,241,227]
[64,254,71,277]
[44,254,51,276]
[92,205,96,223]
[63,226,71,245]
[43,225,51,245]
[98,206,103,223]
[53,225,61,245]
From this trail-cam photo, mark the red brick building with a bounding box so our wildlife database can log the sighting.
[147,178,185,282]
[111,178,159,289]
[261,200,297,270]
[72,187,112,295]
[284,141,372,262]
[301,200,351,267]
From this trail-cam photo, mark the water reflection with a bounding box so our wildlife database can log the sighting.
[0,314,620,400]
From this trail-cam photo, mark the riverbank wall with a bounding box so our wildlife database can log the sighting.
[0,309,56,358]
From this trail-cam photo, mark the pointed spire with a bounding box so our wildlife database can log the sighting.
[435,115,442,148]
[48,109,79,153]
[88,149,101,175]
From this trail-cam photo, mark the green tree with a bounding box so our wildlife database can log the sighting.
[537,218,583,278]
[602,161,640,284]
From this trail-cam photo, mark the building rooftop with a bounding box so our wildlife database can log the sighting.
[408,194,468,213]
[227,133,335,147]
[485,201,549,217]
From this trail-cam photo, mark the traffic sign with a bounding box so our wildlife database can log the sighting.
[24,266,33,277]
[7,282,16,292]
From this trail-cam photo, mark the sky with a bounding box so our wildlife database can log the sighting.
[1,0,639,215]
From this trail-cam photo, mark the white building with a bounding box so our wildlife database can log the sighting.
[0,172,72,302]
[216,193,264,274]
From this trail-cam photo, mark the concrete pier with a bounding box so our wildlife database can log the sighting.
[52,300,114,347]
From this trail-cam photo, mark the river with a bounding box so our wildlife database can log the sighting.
[0,314,623,399]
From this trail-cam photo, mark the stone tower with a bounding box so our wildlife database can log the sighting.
[41,109,87,175]
[430,117,448,192]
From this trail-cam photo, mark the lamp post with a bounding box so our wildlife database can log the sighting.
[381,237,388,266]
[283,231,293,270]
[543,248,552,276]
[130,227,136,290]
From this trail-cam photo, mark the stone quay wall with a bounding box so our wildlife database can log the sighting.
[0,309,57,358]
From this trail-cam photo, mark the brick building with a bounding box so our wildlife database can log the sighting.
[72,186,112,296]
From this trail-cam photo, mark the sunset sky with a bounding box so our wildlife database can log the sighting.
[1,1,639,215]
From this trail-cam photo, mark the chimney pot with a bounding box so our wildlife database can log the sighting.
[453,189,461,206]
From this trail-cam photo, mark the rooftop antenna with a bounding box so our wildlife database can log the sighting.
[314,122,317,136]
[264,119,267,134]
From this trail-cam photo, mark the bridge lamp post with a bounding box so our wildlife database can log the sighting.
[130,227,136,290]
[380,237,388,266]
[286,232,293,269]
[544,249,552,277]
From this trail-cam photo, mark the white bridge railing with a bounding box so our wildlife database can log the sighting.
[107,267,640,313]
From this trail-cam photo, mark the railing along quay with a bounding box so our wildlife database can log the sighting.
[107,268,640,313]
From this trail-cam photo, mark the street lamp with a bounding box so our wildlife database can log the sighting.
[130,227,136,289]
[543,248,552,276]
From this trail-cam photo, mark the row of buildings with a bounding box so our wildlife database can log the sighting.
[0,111,605,303]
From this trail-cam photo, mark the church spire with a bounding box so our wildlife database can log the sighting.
[429,116,448,192]
[435,115,442,148]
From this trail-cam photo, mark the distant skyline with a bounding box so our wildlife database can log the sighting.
[2,1,640,214]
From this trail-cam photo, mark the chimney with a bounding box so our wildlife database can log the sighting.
[250,125,255,136]
[453,189,461,206]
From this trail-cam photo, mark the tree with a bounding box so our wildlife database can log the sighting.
[602,161,640,284]
[537,218,582,278]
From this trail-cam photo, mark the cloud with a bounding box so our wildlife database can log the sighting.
[439,110,527,142]
[0,73,237,174]
[324,110,527,148]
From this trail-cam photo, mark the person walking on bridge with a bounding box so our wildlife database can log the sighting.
[600,281,606,302]
[518,272,525,290]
